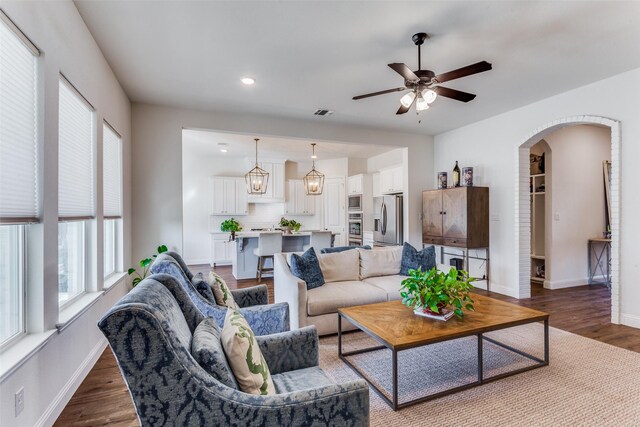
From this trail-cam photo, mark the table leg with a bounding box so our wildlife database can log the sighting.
[392,349,398,411]
[477,333,484,383]
[338,315,342,357]
[544,318,549,364]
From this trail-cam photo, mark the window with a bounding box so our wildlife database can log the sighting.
[0,11,39,347]
[103,123,122,280]
[58,77,94,306]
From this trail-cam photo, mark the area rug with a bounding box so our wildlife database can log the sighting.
[318,323,640,426]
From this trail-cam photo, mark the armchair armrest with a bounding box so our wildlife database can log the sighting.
[239,302,290,335]
[230,284,269,307]
[256,326,319,375]
[274,253,308,330]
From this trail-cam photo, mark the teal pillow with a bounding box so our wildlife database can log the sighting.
[290,247,325,289]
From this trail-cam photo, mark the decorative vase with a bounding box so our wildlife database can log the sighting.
[282,226,292,234]
[230,231,236,241]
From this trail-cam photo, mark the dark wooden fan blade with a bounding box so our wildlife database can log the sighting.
[434,86,476,103]
[396,95,416,115]
[353,87,406,100]
[434,61,492,83]
[388,63,420,82]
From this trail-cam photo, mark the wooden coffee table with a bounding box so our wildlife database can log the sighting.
[338,295,549,410]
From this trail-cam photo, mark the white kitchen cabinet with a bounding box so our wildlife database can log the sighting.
[348,174,364,195]
[379,165,403,194]
[211,234,233,266]
[372,172,381,197]
[285,180,315,215]
[210,177,248,215]
[363,231,374,248]
[247,160,285,203]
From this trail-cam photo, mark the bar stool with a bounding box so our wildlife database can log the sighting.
[303,231,333,252]
[253,232,283,281]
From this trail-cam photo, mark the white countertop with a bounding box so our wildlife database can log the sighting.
[231,230,338,238]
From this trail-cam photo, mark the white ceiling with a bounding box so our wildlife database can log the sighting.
[182,129,395,161]
[75,1,640,135]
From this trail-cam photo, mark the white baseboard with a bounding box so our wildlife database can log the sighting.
[545,277,595,289]
[620,313,640,329]
[185,258,211,266]
[486,282,519,298]
[36,338,107,427]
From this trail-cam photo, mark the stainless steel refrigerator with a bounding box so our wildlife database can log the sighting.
[373,195,403,246]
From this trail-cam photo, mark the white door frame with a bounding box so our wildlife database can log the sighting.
[515,116,621,324]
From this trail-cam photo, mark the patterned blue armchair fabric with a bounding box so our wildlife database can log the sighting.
[164,250,269,307]
[149,254,289,335]
[98,278,370,427]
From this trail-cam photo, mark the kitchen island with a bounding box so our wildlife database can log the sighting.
[229,231,337,280]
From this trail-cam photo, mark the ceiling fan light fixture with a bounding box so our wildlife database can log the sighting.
[416,94,430,111]
[400,91,416,108]
[422,88,437,104]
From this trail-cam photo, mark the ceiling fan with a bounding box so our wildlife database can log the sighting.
[353,33,492,115]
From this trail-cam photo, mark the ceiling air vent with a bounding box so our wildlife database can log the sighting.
[313,109,334,116]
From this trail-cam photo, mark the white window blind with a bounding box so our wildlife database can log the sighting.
[0,13,39,224]
[58,77,95,220]
[103,123,122,219]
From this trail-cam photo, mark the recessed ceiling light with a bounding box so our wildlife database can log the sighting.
[241,77,255,85]
[218,142,229,153]
[220,148,228,153]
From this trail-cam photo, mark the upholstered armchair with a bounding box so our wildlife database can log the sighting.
[98,277,370,426]
[150,253,289,335]
[163,250,269,307]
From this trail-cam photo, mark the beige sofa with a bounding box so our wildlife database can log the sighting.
[274,246,423,336]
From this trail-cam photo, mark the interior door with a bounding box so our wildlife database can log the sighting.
[442,187,467,239]
[323,177,345,246]
[422,190,443,238]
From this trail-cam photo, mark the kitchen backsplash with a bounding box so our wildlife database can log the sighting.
[210,202,321,232]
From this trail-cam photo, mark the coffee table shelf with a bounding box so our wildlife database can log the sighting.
[338,296,549,411]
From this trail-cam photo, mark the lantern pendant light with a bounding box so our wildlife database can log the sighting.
[245,138,269,194]
[304,143,324,196]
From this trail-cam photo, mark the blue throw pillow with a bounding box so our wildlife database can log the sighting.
[320,245,371,254]
[400,243,436,276]
[290,247,325,289]
[192,277,216,303]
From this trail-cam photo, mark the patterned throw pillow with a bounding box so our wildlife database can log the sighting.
[290,247,325,290]
[400,243,436,276]
[192,277,216,303]
[191,318,239,389]
[220,308,275,396]
[207,271,238,309]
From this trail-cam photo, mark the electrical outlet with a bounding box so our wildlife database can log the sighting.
[15,387,24,416]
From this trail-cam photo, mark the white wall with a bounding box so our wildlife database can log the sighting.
[0,1,131,426]
[367,148,404,172]
[133,103,433,265]
[544,125,611,288]
[434,67,640,328]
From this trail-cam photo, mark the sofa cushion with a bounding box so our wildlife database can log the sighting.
[290,247,325,290]
[400,243,436,276]
[320,245,371,254]
[361,275,406,302]
[307,281,387,316]
[358,246,403,279]
[221,308,276,395]
[271,366,334,394]
[191,318,239,389]
[318,249,359,283]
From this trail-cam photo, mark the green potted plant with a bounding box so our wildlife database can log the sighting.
[400,267,475,319]
[127,244,168,287]
[279,217,301,234]
[221,218,242,241]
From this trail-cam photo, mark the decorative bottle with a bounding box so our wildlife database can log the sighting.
[453,161,461,187]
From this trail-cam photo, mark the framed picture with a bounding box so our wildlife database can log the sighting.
[437,172,448,189]
[462,167,474,186]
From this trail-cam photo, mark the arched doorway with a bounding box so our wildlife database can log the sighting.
[515,116,620,324]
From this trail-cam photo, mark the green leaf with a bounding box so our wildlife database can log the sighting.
[158,244,168,253]
[465,303,475,311]
[132,277,141,287]
[127,268,136,275]
[140,258,152,267]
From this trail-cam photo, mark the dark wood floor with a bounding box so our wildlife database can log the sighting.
[54,266,640,426]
